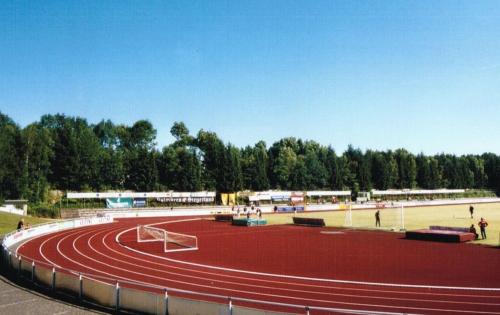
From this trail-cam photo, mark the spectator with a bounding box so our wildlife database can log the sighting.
[469,224,478,240]
[17,218,24,230]
[478,218,488,239]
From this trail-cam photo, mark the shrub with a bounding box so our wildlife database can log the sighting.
[28,204,60,218]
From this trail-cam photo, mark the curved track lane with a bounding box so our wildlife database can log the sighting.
[17,217,500,315]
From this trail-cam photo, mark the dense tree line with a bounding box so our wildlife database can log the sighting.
[1,111,499,204]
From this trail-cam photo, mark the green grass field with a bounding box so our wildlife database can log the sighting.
[264,202,500,246]
[0,212,55,236]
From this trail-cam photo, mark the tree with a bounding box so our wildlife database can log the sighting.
[220,144,243,192]
[240,141,270,191]
[118,120,158,191]
[195,130,225,191]
[273,146,297,190]
[93,121,125,190]
[20,123,54,202]
[303,147,328,189]
[170,121,194,147]
[483,153,500,194]
[428,156,442,189]
[290,155,308,190]
[394,149,417,189]
[371,151,398,190]
[0,112,23,200]
[416,153,431,189]
[40,114,101,191]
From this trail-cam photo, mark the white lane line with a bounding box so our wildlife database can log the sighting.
[94,228,500,307]
[110,227,500,299]
[117,224,500,292]
[19,218,500,315]
[91,223,500,311]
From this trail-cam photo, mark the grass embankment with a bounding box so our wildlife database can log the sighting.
[0,212,55,236]
[264,203,500,246]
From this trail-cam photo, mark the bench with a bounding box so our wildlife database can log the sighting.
[214,214,233,222]
[292,217,325,227]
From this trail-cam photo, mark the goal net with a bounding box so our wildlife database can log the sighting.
[344,204,405,231]
[137,225,198,253]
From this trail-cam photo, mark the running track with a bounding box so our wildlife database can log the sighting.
[16,217,500,315]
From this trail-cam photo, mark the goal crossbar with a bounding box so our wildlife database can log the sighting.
[137,225,198,253]
[344,204,405,231]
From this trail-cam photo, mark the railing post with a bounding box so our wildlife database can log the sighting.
[31,261,35,282]
[115,282,120,312]
[52,267,56,291]
[79,274,83,300]
[228,297,233,315]
[17,256,21,275]
[164,289,169,315]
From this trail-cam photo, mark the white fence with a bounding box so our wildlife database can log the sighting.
[0,205,25,216]
[2,215,113,248]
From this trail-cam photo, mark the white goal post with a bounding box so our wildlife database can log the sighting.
[137,225,198,253]
[344,203,405,231]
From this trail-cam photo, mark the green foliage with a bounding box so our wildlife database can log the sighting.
[28,204,60,218]
[0,112,23,200]
[1,111,499,203]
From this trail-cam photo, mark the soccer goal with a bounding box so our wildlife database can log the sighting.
[137,225,198,253]
[344,204,405,231]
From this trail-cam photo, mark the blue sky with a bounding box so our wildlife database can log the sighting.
[1,1,499,154]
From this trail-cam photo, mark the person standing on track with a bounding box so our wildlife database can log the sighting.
[375,210,381,227]
[478,217,488,239]
[469,205,474,219]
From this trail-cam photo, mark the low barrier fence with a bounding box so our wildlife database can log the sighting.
[0,243,413,315]
[1,247,309,315]
[1,213,417,315]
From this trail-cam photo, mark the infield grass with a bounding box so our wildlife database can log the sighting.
[263,202,500,246]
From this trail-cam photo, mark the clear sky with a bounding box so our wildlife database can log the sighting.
[1,1,499,155]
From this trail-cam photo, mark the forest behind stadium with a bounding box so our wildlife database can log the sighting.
[1,112,500,204]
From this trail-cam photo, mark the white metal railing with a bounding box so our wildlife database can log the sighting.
[1,246,412,315]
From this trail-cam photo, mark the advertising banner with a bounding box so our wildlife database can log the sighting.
[106,198,133,209]
[220,194,229,206]
[271,195,289,202]
[133,198,147,208]
[228,193,236,206]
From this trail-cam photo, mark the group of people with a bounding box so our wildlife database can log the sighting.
[468,205,489,240]
[470,217,489,240]
[233,205,263,219]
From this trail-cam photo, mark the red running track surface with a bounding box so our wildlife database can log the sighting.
[17,217,500,315]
